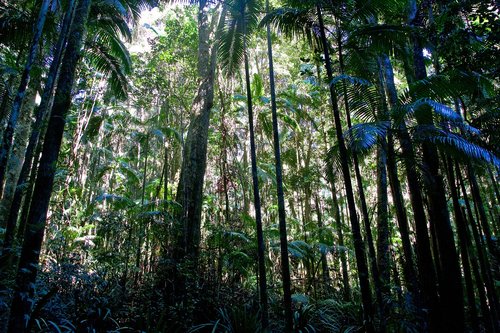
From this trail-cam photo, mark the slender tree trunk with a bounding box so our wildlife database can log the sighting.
[0,76,38,237]
[316,6,374,332]
[0,75,39,277]
[376,144,390,287]
[461,166,500,329]
[1,0,76,257]
[266,2,292,328]
[243,12,269,328]
[377,54,418,295]
[381,52,439,330]
[444,156,479,332]
[374,58,390,302]
[135,134,149,285]
[487,164,499,202]
[327,170,351,301]
[0,0,51,194]
[7,0,92,331]
[315,196,330,287]
[409,1,464,327]
[467,164,496,256]
[458,166,496,332]
[335,26,385,327]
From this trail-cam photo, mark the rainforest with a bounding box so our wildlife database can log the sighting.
[0,0,498,332]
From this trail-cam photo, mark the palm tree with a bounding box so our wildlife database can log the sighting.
[408,1,464,329]
[316,4,375,331]
[218,0,271,327]
[1,0,141,265]
[264,0,293,328]
[262,1,375,330]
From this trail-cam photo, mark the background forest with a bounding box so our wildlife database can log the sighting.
[0,0,498,332]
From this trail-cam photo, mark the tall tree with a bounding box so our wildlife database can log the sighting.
[0,0,51,195]
[7,0,93,330]
[173,0,219,260]
[315,4,374,332]
[408,0,464,330]
[265,0,293,329]
[1,0,76,258]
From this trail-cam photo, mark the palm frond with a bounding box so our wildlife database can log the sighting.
[89,2,133,42]
[259,7,320,49]
[93,30,132,73]
[218,0,261,76]
[94,0,156,25]
[330,74,371,87]
[338,0,405,23]
[325,142,343,175]
[344,121,390,154]
[346,24,412,58]
[392,98,462,125]
[426,130,500,167]
[0,2,32,47]
[84,40,130,100]
[345,84,381,123]
[218,10,244,76]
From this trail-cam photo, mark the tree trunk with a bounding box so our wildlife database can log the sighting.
[374,57,390,303]
[7,0,92,331]
[444,156,479,332]
[457,168,496,332]
[266,1,292,328]
[467,164,496,256]
[327,171,351,301]
[0,75,39,277]
[315,196,330,286]
[173,0,222,261]
[1,0,76,257]
[316,6,374,332]
[376,143,390,291]
[409,1,464,328]
[336,25,384,327]
[0,0,51,194]
[0,76,37,238]
[377,54,419,296]
[381,52,439,330]
[461,166,500,329]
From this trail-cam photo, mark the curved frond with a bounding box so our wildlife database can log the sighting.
[345,84,381,123]
[218,0,261,76]
[346,24,412,57]
[0,2,31,47]
[344,121,390,154]
[89,8,133,42]
[259,7,320,49]
[84,40,130,100]
[392,98,462,125]
[427,130,500,167]
[330,74,371,87]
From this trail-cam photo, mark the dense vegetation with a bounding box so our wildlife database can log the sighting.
[0,0,498,332]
